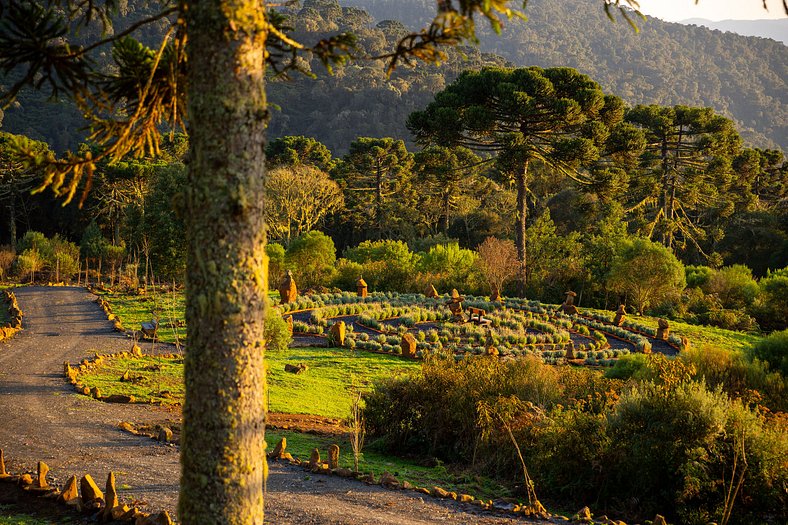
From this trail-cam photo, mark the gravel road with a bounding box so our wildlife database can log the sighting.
[0,286,544,524]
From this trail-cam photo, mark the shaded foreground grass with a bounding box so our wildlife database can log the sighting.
[265,430,512,502]
[77,346,421,419]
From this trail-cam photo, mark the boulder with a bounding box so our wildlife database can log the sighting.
[80,474,104,506]
[100,472,119,522]
[459,494,474,503]
[333,467,353,478]
[309,448,321,468]
[565,345,575,360]
[285,315,293,336]
[653,515,667,525]
[431,486,451,498]
[57,475,80,504]
[90,386,102,399]
[105,394,135,403]
[400,333,417,358]
[572,506,592,522]
[268,438,286,459]
[156,426,173,442]
[36,461,49,488]
[379,471,398,487]
[327,444,340,470]
[19,473,33,486]
[284,363,308,374]
[329,321,346,347]
[489,287,502,301]
[0,449,10,479]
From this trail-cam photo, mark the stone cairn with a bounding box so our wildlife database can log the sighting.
[612,304,626,327]
[657,318,670,340]
[447,289,465,321]
[356,276,368,298]
[0,449,174,524]
[559,291,579,315]
[278,270,298,304]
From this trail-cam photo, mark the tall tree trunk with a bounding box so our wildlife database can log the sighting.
[515,163,529,295]
[375,158,383,239]
[180,2,269,524]
[660,136,670,247]
[442,190,450,235]
[7,198,16,253]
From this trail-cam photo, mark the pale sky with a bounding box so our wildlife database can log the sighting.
[636,0,787,21]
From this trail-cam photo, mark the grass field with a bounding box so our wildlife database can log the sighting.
[581,307,762,353]
[97,288,280,344]
[78,345,421,418]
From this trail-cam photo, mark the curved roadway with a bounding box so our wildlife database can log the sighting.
[0,286,540,524]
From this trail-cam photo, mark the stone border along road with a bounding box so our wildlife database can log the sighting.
[0,286,545,524]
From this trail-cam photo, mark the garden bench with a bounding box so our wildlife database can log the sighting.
[141,319,158,338]
[467,307,491,326]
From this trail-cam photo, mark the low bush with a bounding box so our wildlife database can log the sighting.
[747,329,788,377]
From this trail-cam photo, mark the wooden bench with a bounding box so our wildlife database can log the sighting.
[141,319,159,338]
[467,307,491,326]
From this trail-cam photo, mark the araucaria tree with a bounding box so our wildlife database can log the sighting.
[408,67,628,290]
[625,105,741,256]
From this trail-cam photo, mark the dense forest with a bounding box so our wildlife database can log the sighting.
[1,0,786,154]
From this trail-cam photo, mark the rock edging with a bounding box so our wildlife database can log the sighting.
[0,447,175,524]
[1,290,24,341]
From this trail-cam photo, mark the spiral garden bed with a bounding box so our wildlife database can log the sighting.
[282,291,686,368]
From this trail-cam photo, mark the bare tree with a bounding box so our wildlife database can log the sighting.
[476,237,518,298]
[264,165,344,244]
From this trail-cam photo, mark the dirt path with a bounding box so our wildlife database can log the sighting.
[0,287,544,524]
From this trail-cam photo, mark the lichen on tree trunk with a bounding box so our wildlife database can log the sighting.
[180,1,269,524]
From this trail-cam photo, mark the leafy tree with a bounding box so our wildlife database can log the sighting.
[705,265,759,310]
[751,267,788,332]
[334,137,414,240]
[608,237,686,314]
[264,165,343,244]
[625,105,741,257]
[345,239,419,291]
[418,242,478,292]
[143,164,187,282]
[285,230,337,288]
[525,210,583,303]
[408,66,628,289]
[476,236,518,298]
[80,220,108,281]
[266,135,335,172]
[265,242,286,289]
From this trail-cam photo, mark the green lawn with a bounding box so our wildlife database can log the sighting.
[98,288,280,344]
[77,346,421,419]
[625,314,761,352]
[581,307,762,353]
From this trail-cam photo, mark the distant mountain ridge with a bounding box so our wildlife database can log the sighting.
[681,17,788,45]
